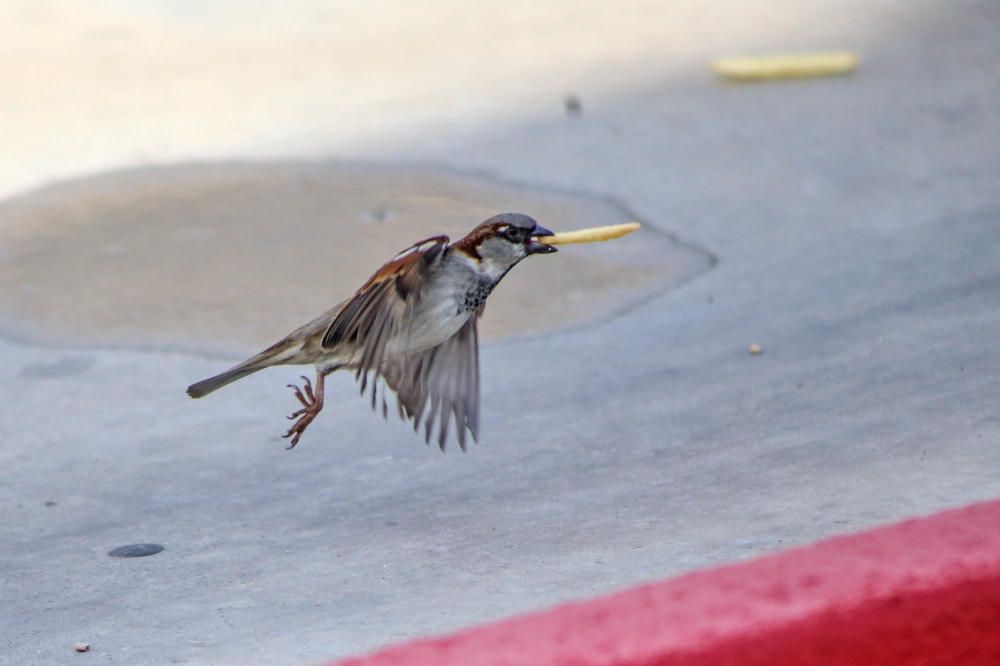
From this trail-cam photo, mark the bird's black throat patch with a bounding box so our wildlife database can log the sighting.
[461,278,495,313]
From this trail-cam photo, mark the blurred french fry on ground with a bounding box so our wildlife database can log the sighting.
[712,51,858,81]
[538,222,641,245]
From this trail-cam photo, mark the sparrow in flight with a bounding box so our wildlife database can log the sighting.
[187,213,556,450]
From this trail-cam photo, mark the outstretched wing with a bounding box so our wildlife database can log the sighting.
[380,313,481,451]
[321,235,449,398]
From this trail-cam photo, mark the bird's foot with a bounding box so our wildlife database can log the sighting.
[282,374,324,449]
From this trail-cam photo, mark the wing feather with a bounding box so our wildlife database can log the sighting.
[318,234,481,450]
[381,315,481,451]
[320,236,448,403]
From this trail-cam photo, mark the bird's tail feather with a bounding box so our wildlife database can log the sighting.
[187,363,265,398]
[188,332,310,398]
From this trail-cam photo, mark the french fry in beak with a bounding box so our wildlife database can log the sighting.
[537,222,640,246]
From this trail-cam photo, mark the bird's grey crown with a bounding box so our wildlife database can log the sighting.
[481,212,538,230]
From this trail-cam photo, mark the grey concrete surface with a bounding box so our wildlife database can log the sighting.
[0,162,709,354]
[3,2,1000,665]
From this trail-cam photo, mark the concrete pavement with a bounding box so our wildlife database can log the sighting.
[2,1,999,664]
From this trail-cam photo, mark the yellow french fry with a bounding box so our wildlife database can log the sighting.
[537,222,640,246]
[712,51,858,81]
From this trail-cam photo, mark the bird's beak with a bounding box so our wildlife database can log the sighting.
[527,224,557,254]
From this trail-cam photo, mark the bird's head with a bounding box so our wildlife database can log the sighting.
[454,213,556,278]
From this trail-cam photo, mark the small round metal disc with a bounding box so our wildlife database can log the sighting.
[108,543,164,558]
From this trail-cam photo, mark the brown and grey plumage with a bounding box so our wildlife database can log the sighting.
[187,213,556,450]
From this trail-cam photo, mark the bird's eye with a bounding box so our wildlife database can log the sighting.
[504,227,524,242]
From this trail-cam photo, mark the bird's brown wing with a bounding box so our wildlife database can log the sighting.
[321,235,449,397]
[380,313,481,451]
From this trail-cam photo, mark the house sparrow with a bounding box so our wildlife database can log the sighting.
[187,213,556,450]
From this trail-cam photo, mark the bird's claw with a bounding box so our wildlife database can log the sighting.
[283,375,323,449]
[301,376,315,403]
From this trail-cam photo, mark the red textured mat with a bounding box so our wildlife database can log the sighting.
[330,500,1000,665]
